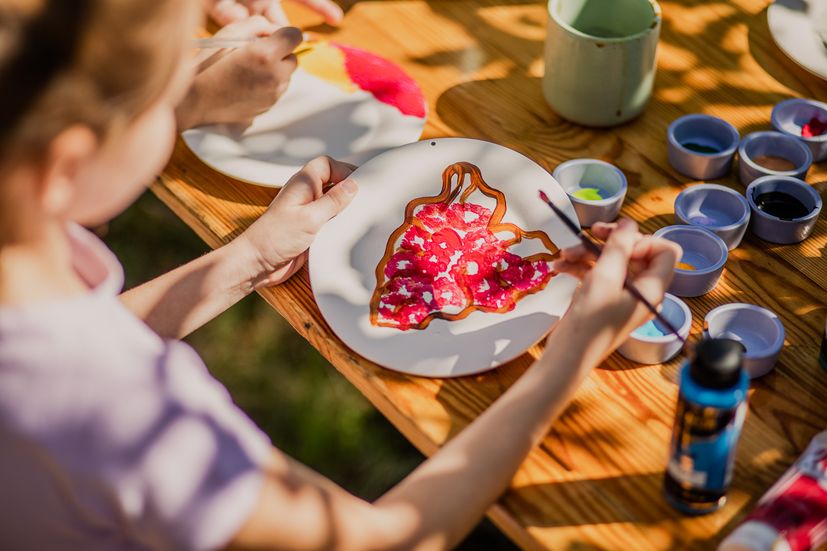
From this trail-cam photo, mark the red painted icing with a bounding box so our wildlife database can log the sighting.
[333,43,427,119]
[371,162,558,331]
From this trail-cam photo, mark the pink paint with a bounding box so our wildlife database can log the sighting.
[802,117,827,138]
[333,43,427,119]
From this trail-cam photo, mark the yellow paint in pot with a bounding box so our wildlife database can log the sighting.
[677,262,696,271]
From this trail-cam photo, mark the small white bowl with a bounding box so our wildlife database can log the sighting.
[618,294,692,365]
[653,225,729,297]
[703,303,785,378]
[552,159,627,227]
[674,184,750,250]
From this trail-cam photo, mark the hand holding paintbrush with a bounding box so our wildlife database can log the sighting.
[539,191,686,344]
[177,22,305,130]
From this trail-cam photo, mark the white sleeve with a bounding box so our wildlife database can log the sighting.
[116,342,272,551]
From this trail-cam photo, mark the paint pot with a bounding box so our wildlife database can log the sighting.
[674,184,750,250]
[618,293,691,364]
[738,131,812,186]
[745,176,822,244]
[552,158,628,227]
[771,98,827,162]
[653,225,728,297]
[667,114,740,180]
[703,303,785,378]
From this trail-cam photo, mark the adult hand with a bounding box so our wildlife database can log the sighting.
[553,219,682,354]
[176,17,301,130]
[207,0,344,27]
[234,156,359,288]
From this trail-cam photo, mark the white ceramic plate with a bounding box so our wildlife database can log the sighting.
[182,42,427,187]
[309,138,581,378]
[768,0,827,80]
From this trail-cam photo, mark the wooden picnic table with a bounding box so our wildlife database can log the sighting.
[156,0,827,548]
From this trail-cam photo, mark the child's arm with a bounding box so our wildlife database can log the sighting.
[120,157,357,339]
[224,220,681,551]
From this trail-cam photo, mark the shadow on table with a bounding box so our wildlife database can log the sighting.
[746,5,827,103]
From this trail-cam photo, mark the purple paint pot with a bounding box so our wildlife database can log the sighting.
[746,175,822,244]
[552,159,628,228]
[738,131,812,186]
[704,303,785,378]
[771,98,827,162]
[667,114,739,180]
[618,293,692,364]
[653,225,728,297]
[674,184,750,250]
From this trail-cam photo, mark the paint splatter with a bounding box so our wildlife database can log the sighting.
[572,187,604,201]
[802,117,827,138]
[677,262,696,271]
[682,141,720,154]
[299,40,426,119]
[634,320,667,338]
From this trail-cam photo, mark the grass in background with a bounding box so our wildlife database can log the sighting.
[106,191,517,549]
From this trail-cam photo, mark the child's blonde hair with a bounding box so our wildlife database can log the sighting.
[0,0,189,157]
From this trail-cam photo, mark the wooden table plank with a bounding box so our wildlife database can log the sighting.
[156,1,827,548]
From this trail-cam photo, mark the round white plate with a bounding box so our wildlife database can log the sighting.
[309,138,581,378]
[182,42,427,187]
[768,0,827,80]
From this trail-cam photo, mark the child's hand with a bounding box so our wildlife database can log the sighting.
[207,0,344,27]
[235,156,358,288]
[554,219,682,354]
[176,18,301,130]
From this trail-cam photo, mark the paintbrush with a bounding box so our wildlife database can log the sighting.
[538,190,687,344]
[192,37,314,57]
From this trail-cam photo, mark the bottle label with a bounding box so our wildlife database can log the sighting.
[668,396,747,495]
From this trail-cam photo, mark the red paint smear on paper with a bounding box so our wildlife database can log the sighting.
[802,117,827,138]
[333,43,427,119]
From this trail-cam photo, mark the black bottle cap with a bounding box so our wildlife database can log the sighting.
[690,338,745,389]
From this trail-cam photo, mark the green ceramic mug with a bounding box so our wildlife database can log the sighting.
[542,0,661,127]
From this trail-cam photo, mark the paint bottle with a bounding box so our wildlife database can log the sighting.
[717,430,827,551]
[664,338,749,515]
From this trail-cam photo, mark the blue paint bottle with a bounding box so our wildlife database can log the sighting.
[664,339,749,515]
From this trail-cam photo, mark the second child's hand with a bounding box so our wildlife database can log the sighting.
[176,19,302,130]
[207,0,344,27]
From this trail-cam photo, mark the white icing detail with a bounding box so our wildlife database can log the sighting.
[467,262,479,275]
